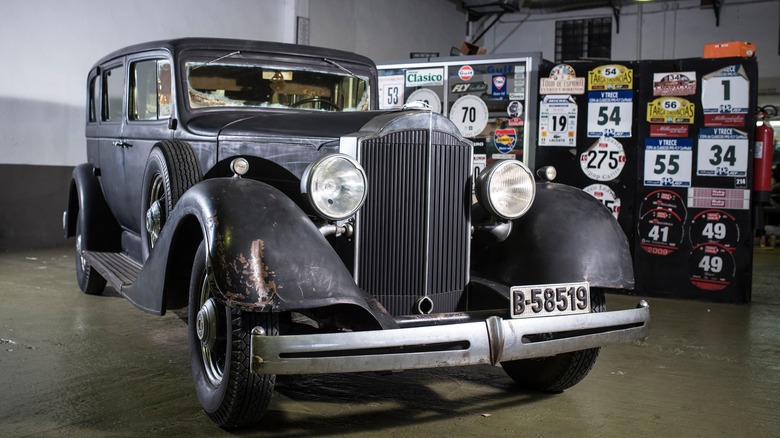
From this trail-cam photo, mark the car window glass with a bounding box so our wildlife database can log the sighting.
[88,76,97,123]
[185,61,370,112]
[158,61,172,118]
[103,66,123,122]
[130,59,171,121]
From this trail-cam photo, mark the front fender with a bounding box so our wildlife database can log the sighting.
[126,177,395,329]
[471,182,634,290]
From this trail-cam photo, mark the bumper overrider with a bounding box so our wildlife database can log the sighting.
[250,301,649,375]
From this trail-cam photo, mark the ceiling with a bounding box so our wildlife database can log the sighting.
[460,0,647,18]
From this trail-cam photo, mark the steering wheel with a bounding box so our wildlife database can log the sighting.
[290,96,342,111]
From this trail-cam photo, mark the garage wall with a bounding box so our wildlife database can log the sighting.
[0,0,468,251]
[308,0,467,61]
[481,0,780,99]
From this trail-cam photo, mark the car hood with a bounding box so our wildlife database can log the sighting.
[186,110,388,140]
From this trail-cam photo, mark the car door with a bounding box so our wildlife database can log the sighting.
[85,68,100,168]
[97,60,132,230]
[122,53,175,235]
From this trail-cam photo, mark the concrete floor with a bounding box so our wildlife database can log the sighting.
[0,246,778,437]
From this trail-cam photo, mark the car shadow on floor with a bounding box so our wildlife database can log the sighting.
[235,367,557,436]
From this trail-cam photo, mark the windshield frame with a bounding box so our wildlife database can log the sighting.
[178,50,373,114]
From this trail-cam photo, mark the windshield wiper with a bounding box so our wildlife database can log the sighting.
[324,58,356,77]
[193,51,241,70]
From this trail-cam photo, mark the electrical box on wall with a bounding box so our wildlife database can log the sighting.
[703,41,756,59]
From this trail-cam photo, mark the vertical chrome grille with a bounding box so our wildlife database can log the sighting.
[355,129,471,316]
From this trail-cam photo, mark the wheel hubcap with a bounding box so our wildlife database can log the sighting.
[198,273,224,386]
[196,298,217,350]
[146,176,164,249]
[76,234,86,272]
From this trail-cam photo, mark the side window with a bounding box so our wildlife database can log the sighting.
[88,75,97,123]
[103,66,124,122]
[130,59,171,121]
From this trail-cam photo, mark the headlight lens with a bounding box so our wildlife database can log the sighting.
[301,154,367,220]
[476,160,536,220]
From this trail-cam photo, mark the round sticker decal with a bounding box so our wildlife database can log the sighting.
[689,209,740,248]
[688,243,736,291]
[580,136,626,181]
[449,95,489,138]
[407,88,441,114]
[550,64,576,81]
[507,101,523,118]
[458,65,474,81]
[638,208,685,256]
[583,184,621,219]
[639,189,687,222]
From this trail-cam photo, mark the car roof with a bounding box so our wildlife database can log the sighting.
[92,37,376,70]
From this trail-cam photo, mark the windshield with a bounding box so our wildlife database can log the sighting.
[185,61,370,111]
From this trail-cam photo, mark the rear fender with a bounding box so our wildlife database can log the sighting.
[126,177,395,329]
[64,163,121,252]
[471,182,634,291]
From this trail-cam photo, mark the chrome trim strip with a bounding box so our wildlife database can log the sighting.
[251,303,650,375]
[422,113,433,296]
[350,136,363,285]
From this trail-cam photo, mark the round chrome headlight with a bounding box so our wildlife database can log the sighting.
[301,154,367,220]
[476,160,536,220]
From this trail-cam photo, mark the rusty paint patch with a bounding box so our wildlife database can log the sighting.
[223,239,277,306]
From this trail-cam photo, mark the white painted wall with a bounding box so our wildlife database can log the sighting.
[0,0,290,166]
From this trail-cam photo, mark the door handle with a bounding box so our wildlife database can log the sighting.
[113,140,132,148]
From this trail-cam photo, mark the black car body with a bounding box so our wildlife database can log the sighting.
[64,38,650,428]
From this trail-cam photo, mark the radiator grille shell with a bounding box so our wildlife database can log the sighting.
[354,127,472,316]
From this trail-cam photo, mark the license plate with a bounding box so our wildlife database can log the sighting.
[510,282,590,319]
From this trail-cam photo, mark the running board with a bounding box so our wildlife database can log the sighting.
[82,250,141,291]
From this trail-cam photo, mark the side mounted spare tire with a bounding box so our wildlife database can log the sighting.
[141,140,201,261]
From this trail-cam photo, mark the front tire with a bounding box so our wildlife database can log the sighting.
[188,242,277,428]
[500,289,606,392]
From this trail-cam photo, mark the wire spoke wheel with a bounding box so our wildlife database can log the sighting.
[74,215,106,295]
[145,174,165,250]
[196,273,227,386]
[140,140,201,261]
[188,242,277,428]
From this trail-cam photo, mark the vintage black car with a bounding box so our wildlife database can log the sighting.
[64,38,650,428]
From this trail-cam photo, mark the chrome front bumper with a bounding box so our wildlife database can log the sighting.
[251,301,650,375]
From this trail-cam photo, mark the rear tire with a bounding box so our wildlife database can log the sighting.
[500,289,606,392]
[188,242,277,428]
[74,216,106,295]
